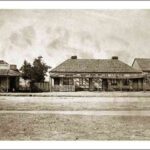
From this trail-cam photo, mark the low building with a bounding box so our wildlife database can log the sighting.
[0,60,20,92]
[132,58,150,73]
[50,56,144,92]
[132,58,150,90]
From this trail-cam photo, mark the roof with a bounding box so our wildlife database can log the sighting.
[51,58,141,73]
[133,58,150,72]
[0,69,20,76]
[0,60,8,64]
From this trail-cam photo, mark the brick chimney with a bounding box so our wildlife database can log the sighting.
[71,56,77,59]
[112,56,118,60]
[10,65,17,70]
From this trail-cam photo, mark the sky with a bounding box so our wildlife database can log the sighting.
[0,10,150,69]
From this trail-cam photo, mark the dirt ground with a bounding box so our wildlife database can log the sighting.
[1,96,150,111]
[1,91,150,97]
[1,96,150,140]
[1,114,150,140]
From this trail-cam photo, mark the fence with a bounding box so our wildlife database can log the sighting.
[34,82,50,92]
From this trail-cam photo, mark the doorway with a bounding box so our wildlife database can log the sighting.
[102,79,108,91]
[9,77,16,92]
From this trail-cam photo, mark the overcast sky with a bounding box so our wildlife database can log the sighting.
[0,10,150,69]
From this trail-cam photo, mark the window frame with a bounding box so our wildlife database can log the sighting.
[63,78,73,85]
[79,78,89,86]
[54,78,60,85]
[111,79,117,86]
[123,79,129,86]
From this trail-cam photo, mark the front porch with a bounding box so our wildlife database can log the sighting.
[50,77,144,92]
[0,76,19,92]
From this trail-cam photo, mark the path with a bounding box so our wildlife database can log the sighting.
[1,110,150,116]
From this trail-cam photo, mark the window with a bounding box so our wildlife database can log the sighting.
[63,78,69,85]
[111,79,117,86]
[54,78,60,85]
[79,78,89,86]
[123,79,129,86]
[63,78,73,85]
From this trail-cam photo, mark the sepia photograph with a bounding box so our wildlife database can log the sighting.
[1,7,150,143]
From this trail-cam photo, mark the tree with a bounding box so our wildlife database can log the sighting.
[32,56,51,82]
[20,60,32,90]
[20,56,51,92]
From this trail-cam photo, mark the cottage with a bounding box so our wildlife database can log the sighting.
[132,58,150,90]
[0,60,20,92]
[50,56,144,92]
[132,58,150,73]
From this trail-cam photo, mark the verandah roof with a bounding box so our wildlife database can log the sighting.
[50,72,144,79]
[0,69,20,76]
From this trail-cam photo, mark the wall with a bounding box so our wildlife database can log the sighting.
[0,77,9,92]
[52,76,144,92]
[53,78,75,92]
[53,85,75,92]
[143,77,150,91]
[53,77,102,92]
[108,79,143,91]
[0,64,9,70]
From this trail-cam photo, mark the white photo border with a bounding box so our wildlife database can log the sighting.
[0,1,150,149]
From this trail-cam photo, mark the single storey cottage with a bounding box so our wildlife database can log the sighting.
[0,60,20,92]
[132,58,150,90]
[50,56,144,92]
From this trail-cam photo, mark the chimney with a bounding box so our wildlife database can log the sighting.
[112,56,118,60]
[71,56,77,59]
[10,65,17,70]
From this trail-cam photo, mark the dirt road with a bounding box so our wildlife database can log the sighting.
[1,96,150,140]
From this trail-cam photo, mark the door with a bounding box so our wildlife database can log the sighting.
[9,77,16,92]
[102,79,108,91]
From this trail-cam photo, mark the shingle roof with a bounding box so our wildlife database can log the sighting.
[0,69,20,76]
[133,58,150,72]
[0,60,8,64]
[51,59,141,73]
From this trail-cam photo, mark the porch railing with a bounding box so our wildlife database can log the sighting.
[53,85,75,92]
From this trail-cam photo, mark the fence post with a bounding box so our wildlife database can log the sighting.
[49,76,52,92]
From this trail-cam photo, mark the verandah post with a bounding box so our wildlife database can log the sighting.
[6,76,8,93]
